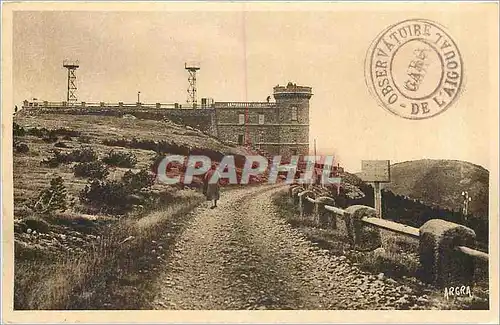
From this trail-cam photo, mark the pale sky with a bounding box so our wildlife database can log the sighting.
[12,4,497,172]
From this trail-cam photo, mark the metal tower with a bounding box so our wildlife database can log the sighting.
[185,62,200,107]
[63,59,80,104]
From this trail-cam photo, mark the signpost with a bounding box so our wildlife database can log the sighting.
[360,160,391,218]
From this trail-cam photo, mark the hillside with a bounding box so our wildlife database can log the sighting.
[383,159,489,218]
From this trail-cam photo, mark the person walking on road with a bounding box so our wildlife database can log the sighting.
[203,163,221,209]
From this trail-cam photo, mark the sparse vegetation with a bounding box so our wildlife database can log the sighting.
[67,147,98,163]
[13,113,246,310]
[32,176,68,214]
[78,169,156,214]
[41,147,99,168]
[73,161,110,180]
[54,141,69,148]
[122,169,155,190]
[42,134,58,143]
[79,179,132,214]
[15,189,204,310]
[13,122,81,139]
[102,150,137,168]
[14,141,29,154]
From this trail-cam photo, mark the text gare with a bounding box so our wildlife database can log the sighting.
[373,35,461,115]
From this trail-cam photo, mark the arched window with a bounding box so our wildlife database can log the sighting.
[291,106,298,121]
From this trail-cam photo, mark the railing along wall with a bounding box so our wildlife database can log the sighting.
[22,100,215,110]
[288,184,488,288]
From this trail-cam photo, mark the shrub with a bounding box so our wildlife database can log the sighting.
[54,141,69,148]
[42,134,58,143]
[73,161,110,180]
[41,147,97,168]
[122,169,155,191]
[13,122,26,137]
[102,150,137,168]
[67,147,98,163]
[14,141,29,154]
[32,176,68,214]
[41,150,67,168]
[79,179,132,214]
[78,136,91,144]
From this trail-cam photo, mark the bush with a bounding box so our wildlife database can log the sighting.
[79,179,132,214]
[73,161,110,179]
[13,122,26,137]
[41,150,67,168]
[78,136,91,144]
[41,147,98,168]
[122,169,155,191]
[67,147,98,163]
[42,134,58,143]
[78,169,155,215]
[32,176,68,214]
[14,141,29,154]
[54,141,69,148]
[102,150,137,168]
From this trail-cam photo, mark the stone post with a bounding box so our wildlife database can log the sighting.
[298,190,315,218]
[344,205,382,251]
[419,219,476,287]
[314,196,336,229]
[290,186,304,206]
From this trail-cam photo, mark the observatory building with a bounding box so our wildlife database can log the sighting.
[22,62,312,158]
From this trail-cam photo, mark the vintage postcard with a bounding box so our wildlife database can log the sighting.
[1,1,499,324]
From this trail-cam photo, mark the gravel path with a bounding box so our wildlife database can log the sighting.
[152,184,432,310]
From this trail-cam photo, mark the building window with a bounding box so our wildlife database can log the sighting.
[238,114,245,125]
[238,135,244,145]
[258,114,265,125]
[291,106,298,121]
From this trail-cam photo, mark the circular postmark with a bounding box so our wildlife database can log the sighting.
[365,19,463,119]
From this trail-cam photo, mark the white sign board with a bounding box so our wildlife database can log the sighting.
[360,160,391,182]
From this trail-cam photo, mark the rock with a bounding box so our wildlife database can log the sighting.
[417,296,429,303]
[377,272,384,280]
[26,228,32,234]
[385,278,398,285]
[395,297,409,305]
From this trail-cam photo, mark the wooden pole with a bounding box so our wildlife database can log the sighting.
[374,182,382,218]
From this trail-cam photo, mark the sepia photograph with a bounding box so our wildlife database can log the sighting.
[1,2,499,324]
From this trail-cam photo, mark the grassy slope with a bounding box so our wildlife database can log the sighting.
[383,159,489,217]
[12,112,250,309]
[13,113,248,208]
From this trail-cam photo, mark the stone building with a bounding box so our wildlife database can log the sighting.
[22,82,312,159]
[214,82,312,157]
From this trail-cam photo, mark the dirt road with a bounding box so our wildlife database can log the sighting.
[152,184,432,310]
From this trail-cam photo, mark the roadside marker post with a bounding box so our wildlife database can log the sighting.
[360,160,391,218]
